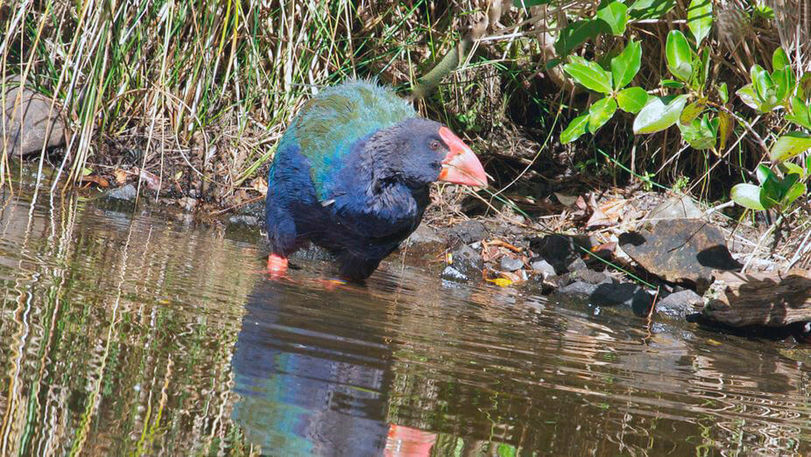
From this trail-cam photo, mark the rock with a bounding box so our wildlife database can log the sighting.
[530,259,556,278]
[178,197,198,212]
[591,282,642,307]
[2,76,66,156]
[567,269,611,285]
[499,256,524,272]
[448,220,488,245]
[618,219,741,292]
[529,234,591,274]
[647,195,703,220]
[405,224,445,246]
[228,215,260,227]
[655,289,704,319]
[556,281,599,297]
[442,244,483,282]
[105,184,137,201]
[568,257,588,272]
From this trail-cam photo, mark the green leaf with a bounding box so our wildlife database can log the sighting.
[780,161,805,178]
[751,64,778,111]
[770,132,811,161]
[666,31,693,82]
[800,72,811,100]
[588,97,618,132]
[731,183,767,210]
[787,96,811,129]
[782,181,806,207]
[563,57,613,94]
[616,87,649,113]
[772,47,790,72]
[687,0,713,45]
[561,113,590,144]
[755,164,774,185]
[679,100,705,124]
[611,40,642,89]
[772,68,793,104]
[736,84,760,110]
[629,0,676,19]
[717,82,729,104]
[633,95,688,134]
[596,1,629,35]
[679,115,716,149]
[555,20,607,56]
[661,79,685,89]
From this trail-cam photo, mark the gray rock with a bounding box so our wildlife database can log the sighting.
[405,224,444,246]
[441,265,469,282]
[568,269,611,285]
[591,282,642,307]
[530,259,556,277]
[448,220,488,244]
[499,256,524,272]
[228,215,260,226]
[105,184,137,201]
[443,244,482,282]
[568,257,588,272]
[655,289,704,319]
[556,280,598,296]
[2,76,66,156]
[530,234,591,274]
[647,195,703,220]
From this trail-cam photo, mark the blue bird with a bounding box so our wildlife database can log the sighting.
[265,80,487,280]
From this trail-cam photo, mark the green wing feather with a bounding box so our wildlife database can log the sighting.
[277,80,415,200]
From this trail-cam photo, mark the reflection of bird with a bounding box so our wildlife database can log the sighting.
[231,279,392,456]
[265,80,487,280]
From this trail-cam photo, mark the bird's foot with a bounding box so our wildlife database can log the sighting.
[267,254,289,277]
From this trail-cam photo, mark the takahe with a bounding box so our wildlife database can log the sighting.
[265,80,487,280]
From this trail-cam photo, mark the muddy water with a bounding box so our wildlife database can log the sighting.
[0,188,810,457]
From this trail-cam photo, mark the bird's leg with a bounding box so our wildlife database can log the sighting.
[267,254,289,277]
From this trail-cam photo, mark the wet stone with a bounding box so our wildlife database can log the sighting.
[530,259,556,278]
[655,289,704,319]
[2,76,66,156]
[500,256,524,272]
[567,269,610,285]
[442,244,483,282]
[105,184,137,201]
[406,224,445,247]
[228,215,260,227]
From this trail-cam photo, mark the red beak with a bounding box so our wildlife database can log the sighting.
[437,127,488,187]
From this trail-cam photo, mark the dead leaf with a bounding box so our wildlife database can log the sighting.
[80,174,109,188]
[113,169,128,185]
[251,177,268,195]
[135,168,161,192]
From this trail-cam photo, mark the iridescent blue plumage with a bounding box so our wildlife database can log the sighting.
[265,79,487,280]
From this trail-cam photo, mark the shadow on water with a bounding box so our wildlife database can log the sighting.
[0,184,810,456]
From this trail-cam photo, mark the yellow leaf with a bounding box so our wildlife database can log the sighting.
[486,278,513,287]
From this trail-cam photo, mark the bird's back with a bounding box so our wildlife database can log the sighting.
[276,80,415,201]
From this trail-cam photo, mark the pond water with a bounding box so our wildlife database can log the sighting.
[0,187,810,457]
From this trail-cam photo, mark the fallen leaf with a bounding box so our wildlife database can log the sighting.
[135,168,161,192]
[80,174,109,188]
[113,169,128,185]
[486,277,513,287]
[251,177,268,195]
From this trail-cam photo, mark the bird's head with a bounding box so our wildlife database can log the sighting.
[368,118,488,190]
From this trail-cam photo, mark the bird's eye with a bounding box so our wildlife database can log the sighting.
[429,140,440,151]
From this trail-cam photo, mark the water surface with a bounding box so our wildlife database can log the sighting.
[0,188,810,456]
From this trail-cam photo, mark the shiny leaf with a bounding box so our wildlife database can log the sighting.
[564,56,613,93]
[666,30,693,81]
[596,1,629,35]
[633,95,688,134]
[588,97,618,133]
[561,113,590,144]
[611,40,642,89]
[770,132,811,162]
[687,0,713,45]
[616,87,649,113]
[730,183,767,210]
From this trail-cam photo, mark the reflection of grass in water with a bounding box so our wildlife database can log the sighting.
[0,193,258,455]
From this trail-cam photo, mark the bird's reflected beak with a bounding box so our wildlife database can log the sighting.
[437,127,488,187]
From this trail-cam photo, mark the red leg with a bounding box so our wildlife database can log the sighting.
[267,254,289,277]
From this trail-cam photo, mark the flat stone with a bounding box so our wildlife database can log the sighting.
[619,219,741,291]
[446,244,482,280]
[405,224,445,246]
[228,215,260,226]
[530,259,556,277]
[647,195,702,220]
[500,256,524,272]
[655,289,704,319]
[105,184,137,201]
[567,269,610,285]
[2,76,66,156]
[556,280,598,297]
[441,265,469,282]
